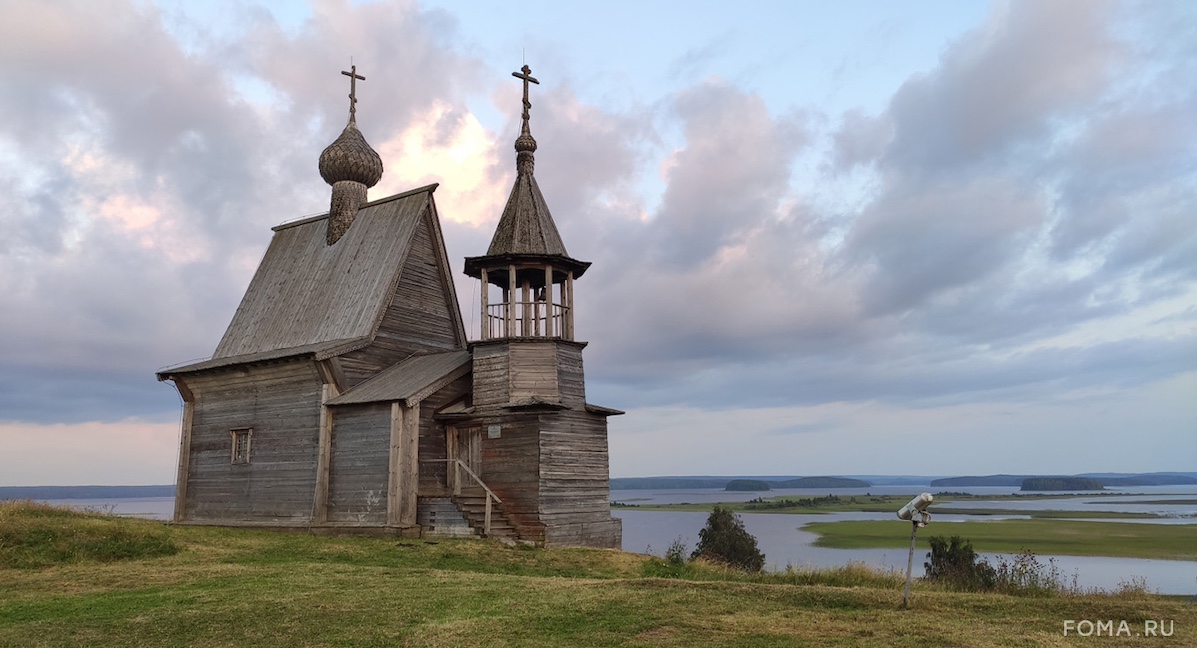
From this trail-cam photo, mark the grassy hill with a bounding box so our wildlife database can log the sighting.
[1,501,1194,647]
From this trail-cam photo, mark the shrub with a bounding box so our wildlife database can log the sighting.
[690,506,765,572]
[924,535,995,591]
[642,537,695,578]
[988,549,1083,596]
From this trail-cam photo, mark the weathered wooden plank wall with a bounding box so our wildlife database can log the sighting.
[509,343,558,402]
[339,212,465,387]
[183,359,322,522]
[554,344,586,407]
[471,344,510,407]
[327,402,391,524]
[538,410,620,548]
[417,376,470,493]
[477,414,544,542]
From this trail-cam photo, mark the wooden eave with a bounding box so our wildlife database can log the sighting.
[463,253,590,284]
[156,337,370,380]
[584,403,625,416]
[504,396,568,411]
[469,337,588,351]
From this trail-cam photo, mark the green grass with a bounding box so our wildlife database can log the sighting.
[2,502,1195,647]
[805,519,1197,561]
[0,500,179,568]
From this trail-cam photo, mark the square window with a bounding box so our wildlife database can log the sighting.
[231,428,252,464]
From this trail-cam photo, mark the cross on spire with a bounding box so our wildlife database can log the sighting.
[342,65,365,122]
[512,65,539,134]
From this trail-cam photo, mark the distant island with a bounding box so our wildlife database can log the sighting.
[1021,477,1104,491]
[931,475,1027,487]
[610,476,874,492]
[725,479,772,491]
[930,473,1197,489]
[771,476,870,489]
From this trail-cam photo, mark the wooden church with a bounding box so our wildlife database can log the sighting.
[157,66,622,549]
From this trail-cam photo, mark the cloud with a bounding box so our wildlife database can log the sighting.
[2,0,1194,482]
[649,79,807,267]
[882,0,1118,173]
[578,0,1197,426]
[0,419,179,486]
[0,0,485,424]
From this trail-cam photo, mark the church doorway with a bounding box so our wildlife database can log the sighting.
[445,426,482,492]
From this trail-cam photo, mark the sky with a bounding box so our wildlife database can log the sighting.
[1,0,1194,485]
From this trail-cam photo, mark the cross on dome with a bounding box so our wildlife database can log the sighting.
[342,65,365,122]
[512,64,539,135]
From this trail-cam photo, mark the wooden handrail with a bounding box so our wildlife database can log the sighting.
[449,459,501,504]
[484,301,568,339]
[421,458,502,536]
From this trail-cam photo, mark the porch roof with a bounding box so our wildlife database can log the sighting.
[325,349,471,407]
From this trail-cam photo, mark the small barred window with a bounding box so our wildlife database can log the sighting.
[231,428,252,464]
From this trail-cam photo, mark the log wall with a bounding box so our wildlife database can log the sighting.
[476,414,544,542]
[509,343,559,402]
[538,409,621,549]
[555,344,586,407]
[182,359,322,523]
[471,343,510,407]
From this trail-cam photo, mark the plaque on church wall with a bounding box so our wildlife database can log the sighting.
[488,424,502,439]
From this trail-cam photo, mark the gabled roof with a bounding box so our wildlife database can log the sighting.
[212,184,441,360]
[325,350,471,407]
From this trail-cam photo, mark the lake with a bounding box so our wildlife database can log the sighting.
[611,487,1197,596]
[22,488,1197,595]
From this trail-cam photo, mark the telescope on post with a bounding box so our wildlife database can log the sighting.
[898,492,934,608]
[897,493,932,526]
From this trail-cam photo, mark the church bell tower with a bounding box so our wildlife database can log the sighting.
[461,66,621,548]
[464,65,592,408]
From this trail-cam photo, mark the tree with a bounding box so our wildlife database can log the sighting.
[690,506,765,572]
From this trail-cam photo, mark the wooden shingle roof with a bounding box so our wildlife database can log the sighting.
[486,172,568,257]
[212,185,438,360]
[325,350,471,407]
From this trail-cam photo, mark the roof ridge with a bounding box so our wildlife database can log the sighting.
[274,183,440,231]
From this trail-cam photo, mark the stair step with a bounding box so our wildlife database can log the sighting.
[417,497,477,538]
[419,493,519,540]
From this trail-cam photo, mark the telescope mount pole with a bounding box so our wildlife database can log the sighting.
[902,520,919,609]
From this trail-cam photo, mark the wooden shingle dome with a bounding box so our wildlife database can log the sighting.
[319,119,383,188]
[321,65,383,245]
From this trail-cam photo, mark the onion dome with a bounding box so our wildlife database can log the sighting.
[318,120,383,188]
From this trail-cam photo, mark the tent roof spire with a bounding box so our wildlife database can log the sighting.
[483,65,569,257]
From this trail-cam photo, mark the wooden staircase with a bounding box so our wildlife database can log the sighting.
[417,497,476,538]
[452,487,518,540]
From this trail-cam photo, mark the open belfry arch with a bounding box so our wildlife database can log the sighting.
[158,64,621,548]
